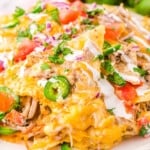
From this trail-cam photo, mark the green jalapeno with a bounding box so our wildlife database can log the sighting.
[44,75,71,101]
[0,126,16,135]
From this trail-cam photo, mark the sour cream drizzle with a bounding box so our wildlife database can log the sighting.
[83,62,132,120]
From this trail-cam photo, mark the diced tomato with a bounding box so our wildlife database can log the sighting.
[59,0,85,24]
[104,22,124,42]
[59,8,79,24]
[137,117,149,127]
[115,83,137,102]
[0,60,5,72]
[0,92,14,113]
[71,0,86,17]
[14,39,37,62]
[5,110,25,126]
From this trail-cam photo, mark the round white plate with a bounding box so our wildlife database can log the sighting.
[0,0,150,150]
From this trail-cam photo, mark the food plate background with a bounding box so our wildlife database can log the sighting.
[0,0,150,149]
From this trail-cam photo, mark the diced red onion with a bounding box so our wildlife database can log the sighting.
[75,56,83,61]
[95,92,100,98]
[131,45,140,51]
[46,21,52,31]
[0,60,5,72]
[34,46,46,53]
[51,2,70,9]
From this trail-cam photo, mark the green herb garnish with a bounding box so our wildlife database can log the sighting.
[49,8,60,23]
[32,1,43,13]
[107,108,115,115]
[13,7,25,18]
[61,143,71,150]
[108,72,126,86]
[103,41,111,49]
[49,42,72,64]
[101,60,114,74]
[87,8,103,17]
[3,20,19,29]
[103,44,121,56]
[49,55,65,64]
[146,48,150,53]
[81,18,92,25]
[40,63,50,70]
[133,67,148,76]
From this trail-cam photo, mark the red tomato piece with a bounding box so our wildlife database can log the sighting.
[115,83,137,102]
[14,40,37,62]
[71,0,86,17]
[5,110,25,126]
[0,60,5,72]
[104,22,124,42]
[0,92,14,113]
[137,117,149,127]
[59,8,79,24]
[59,0,85,24]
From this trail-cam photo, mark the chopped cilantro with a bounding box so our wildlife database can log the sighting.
[13,7,25,18]
[95,54,104,60]
[101,60,114,74]
[87,8,103,17]
[3,19,19,29]
[108,72,126,86]
[103,41,111,49]
[60,33,71,40]
[49,42,72,64]
[17,28,32,41]
[62,48,73,56]
[139,126,148,136]
[0,112,5,121]
[40,63,50,70]
[133,67,148,76]
[146,48,150,53]
[37,24,45,32]
[124,37,135,43]
[71,27,77,35]
[61,143,71,150]
[49,55,65,64]
[49,8,60,23]
[32,1,43,13]
[103,44,121,56]
[107,108,115,115]
[81,18,92,25]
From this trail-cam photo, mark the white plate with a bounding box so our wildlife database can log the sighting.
[0,0,150,150]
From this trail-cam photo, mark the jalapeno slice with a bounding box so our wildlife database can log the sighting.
[44,75,71,101]
[0,126,16,135]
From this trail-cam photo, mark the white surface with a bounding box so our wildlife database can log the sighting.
[0,0,150,150]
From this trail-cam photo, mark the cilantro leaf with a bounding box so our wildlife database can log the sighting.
[3,20,19,29]
[40,63,50,70]
[139,126,148,136]
[107,108,115,115]
[87,8,103,17]
[49,8,60,23]
[61,143,71,150]
[133,67,148,76]
[103,41,111,49]
[32,1,43,13]
[108,72,126,86]
[13,7,25,18]
[101,60,114,74]
[103,44,121,56]
[49,55,64,64]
